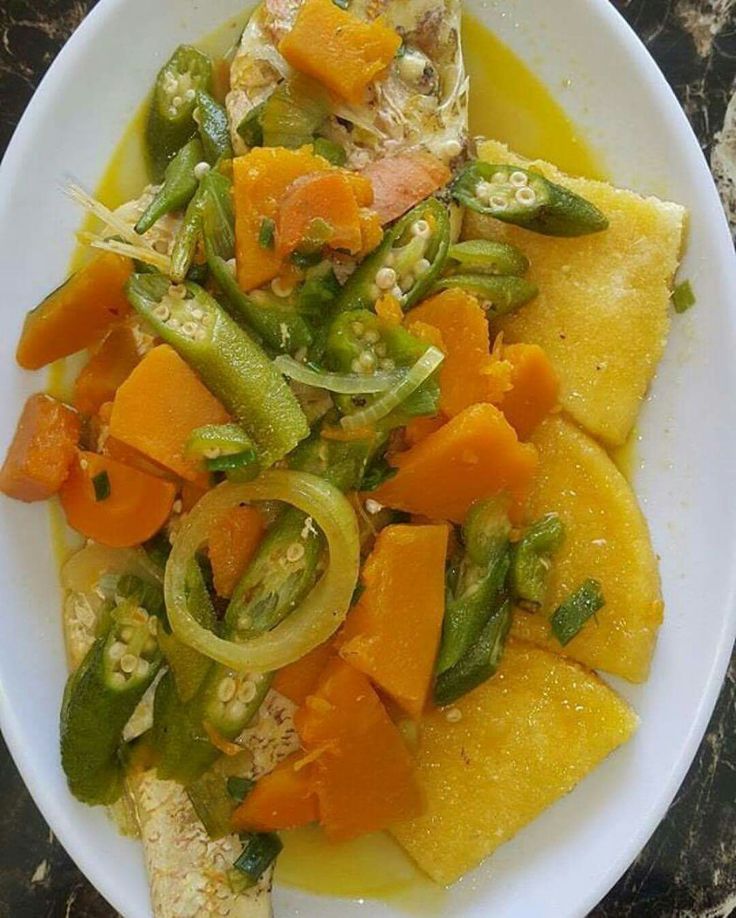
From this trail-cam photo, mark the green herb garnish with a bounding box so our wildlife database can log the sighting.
[550,579,604,646]
[258,217,275,250]
[230,832,283,890]
[672,279,696,314]
[92,471,111,502]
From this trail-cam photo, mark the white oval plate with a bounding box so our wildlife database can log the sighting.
[1,1,735,916]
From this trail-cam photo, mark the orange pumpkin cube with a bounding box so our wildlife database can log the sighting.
[73,325,141,416]
[208,505,266,598]
[231,753,318,833]
[498,343,560,439]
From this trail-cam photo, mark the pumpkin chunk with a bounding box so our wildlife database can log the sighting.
[0,394,80,502]
[391,639,637,884]
[363,152,452,225]
[340,524,449,718]
[373,403,538,523]
[407,289,512,417]
[233,146,330,291]
[498,343,559,439]
[279,0,401,105]
[231,752,318,833]
[73,325,141,416]
[273,639,336,706]
[512,415,662,682]
[16,253,132,370]
[208,505,265,598]
[109,345,230,482]
[277,171,363,256]
[295,659,422,840]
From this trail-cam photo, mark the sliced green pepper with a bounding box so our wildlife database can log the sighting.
[447,239,529,276]
[146,45,213,181]
[60,598,162,805]
[433,274,538,315]
[336,198,450,314]
[452,162,609,237]
[436,497,511,674]
[135,138,204,235]
[126,274,309,468]
[509,513,565,609]
[196,90,233,164]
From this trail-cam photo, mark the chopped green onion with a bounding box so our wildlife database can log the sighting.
[227,776,255,803]
[340,347,444,431]
[258,217,275,250]
[231,832,283,889]
[92,471,111,502]
[550,579,604,646]
[274,355,402,394]
[672,279,696,314]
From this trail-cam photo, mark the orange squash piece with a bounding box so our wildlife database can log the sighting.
[73,325,141,416]
[233,146,330,291]
[295,659,422,840]
[340,524,449,719]
[0,394,81,502]
[16,253,132,370]
[208,505,266,598]
[372,403,539,524]
[231,752,318,833]
[362,151,452,225]
[407,289,512,417]
[272,639,336,706]
[498,343,560,440]
[403,415,446,447]
[277,171,363,256]
[279,0,401,105]
[60,451,176,548]
[109,345,230,482]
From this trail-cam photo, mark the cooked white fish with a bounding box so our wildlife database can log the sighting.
[227,0,468,168]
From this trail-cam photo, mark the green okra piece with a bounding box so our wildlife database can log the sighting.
[446,239,529,276]
[170,182,207,284]
[136,138,205,235]
[60,598,163,805]
[185,423,260,479]
[452,162,609,237]
[196,90,233,164]
[260,77,328,149]
[434,599,512,706]
[336,198,450,314]
[550,579,605,646]
[436,497,512,674]
[433,273,538,315]
[509,513,565,608]
[146,45,212,181]
[125,274,309,468]
[237,102,265,148]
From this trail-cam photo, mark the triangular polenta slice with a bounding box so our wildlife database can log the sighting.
[464,139,686,447]
[511,415,662,682]
[391,639,637,885]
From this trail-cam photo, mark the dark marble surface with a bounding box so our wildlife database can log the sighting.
[0,1,735,916]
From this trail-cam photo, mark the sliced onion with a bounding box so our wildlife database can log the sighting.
[165,470,360,673]
[274,355,401,395]
[340,346,445,431]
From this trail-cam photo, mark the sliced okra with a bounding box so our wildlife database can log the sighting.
[433,273,538,315]
[510,513,566,609]
[196,90,233,165]
[447,239,529,276]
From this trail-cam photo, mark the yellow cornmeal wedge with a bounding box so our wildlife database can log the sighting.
[512,415,662,683]
[464,139,686,447]
[391,639,637,885]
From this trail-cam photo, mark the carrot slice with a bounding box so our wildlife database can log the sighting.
[372,403,539,523]
[109,345,230,482]
[362,152,451,225]
[73,325,141,416]
[499,343,560,440]
[272,639,336,706]
[295,659,422,840]
[0,394,81,502]
[231,752,318,833]
[16,253,132,370]
[277,172,363,256]
[209,505,266,598]
[279,0,400,105]
[340,524,449,719]
[60,451,176,547]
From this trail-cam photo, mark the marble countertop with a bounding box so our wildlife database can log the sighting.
[0,1,734,916]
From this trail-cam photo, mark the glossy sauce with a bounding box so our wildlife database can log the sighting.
[51,9,606,902]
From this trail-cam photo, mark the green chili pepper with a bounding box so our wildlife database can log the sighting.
[126,274,309,468]
[187,751,253,839]
[433,274,538,315]
[146,45,213,181]
[509,513,565,608]
[434,599,512,706]
[447,239,529,276]
[336,198,450,314]
[261,77,329,149]
[237,102,265,148]
[313,137,347,166]
[60,598,163,805]
[452,162,609,237]
[550,579,605,646]
[135,138,204,235]
[196,90,233,165]
[436,497,512,674]
[230,833,283,890]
